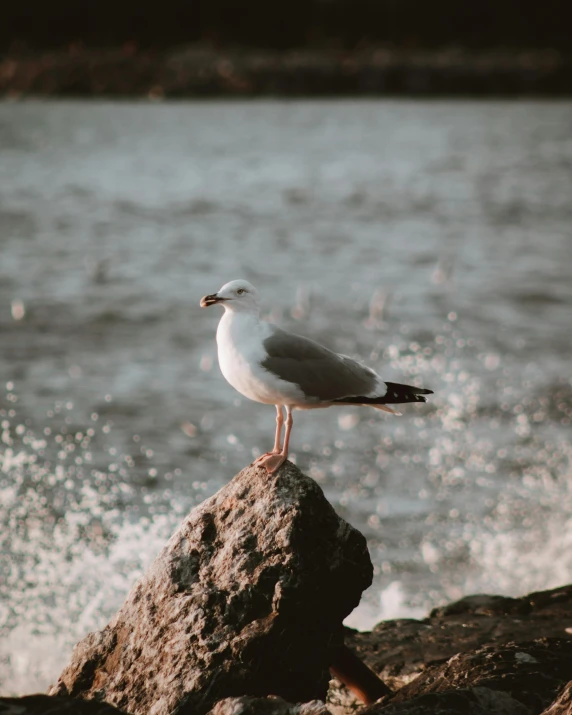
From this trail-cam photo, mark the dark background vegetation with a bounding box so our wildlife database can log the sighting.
[2,0,568,52]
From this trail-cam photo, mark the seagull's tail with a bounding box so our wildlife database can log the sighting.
[333,382,433,414]
[379,382,433,405]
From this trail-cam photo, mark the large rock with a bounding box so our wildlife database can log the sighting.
[49,461,372,715]
[344,585,572,690]
[208,696,329,715]
[0,695,127,714]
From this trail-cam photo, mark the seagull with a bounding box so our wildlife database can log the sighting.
[200,279,433,474]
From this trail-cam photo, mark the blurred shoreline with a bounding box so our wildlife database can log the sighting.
[1,44,571,97]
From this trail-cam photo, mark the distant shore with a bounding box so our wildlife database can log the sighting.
[1,44,571,97]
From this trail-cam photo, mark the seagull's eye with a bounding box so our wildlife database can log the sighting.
[237,289,246,296]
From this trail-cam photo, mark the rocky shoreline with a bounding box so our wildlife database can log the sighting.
[2,461,571,715]
[1,45,571,97]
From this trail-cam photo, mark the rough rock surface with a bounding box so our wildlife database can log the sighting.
[0,695,127,714]
[540,681,572,715]
[361,687,530,715]
[344,585,572,690]
[208,696,329,715]
[378,638,572,714]
[49,461,372,715]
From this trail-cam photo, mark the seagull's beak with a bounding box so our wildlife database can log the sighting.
[200,293,225,308]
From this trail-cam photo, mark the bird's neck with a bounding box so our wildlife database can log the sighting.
[217,309,262,347]
[222,303,261,319]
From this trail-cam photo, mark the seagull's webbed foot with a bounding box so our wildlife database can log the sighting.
[255,452,287,474]
[254,450,280,464]
[254,406,292,474]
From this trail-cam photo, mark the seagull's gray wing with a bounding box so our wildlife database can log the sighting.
[261,325,379,401]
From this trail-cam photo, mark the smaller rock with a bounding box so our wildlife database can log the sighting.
[209,696,329,715]
[388,638,572,714]
[541,681,572,715]
[362,686,529,715]
[344,584,572,690]
[0,694,127,714]
[429,594,529,618]
[430,584,572,619]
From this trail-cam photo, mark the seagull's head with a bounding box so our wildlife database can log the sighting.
[200,279,260,313]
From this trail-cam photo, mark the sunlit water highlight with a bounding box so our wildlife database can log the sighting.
[0,99,571,693]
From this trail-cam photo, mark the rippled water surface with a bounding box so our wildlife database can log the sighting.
[1,99,571,693]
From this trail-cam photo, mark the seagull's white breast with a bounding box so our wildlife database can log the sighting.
[216,312,305,405]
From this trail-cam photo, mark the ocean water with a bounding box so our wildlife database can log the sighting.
[0,99,571,694]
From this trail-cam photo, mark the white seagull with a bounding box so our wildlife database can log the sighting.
[200,279,433,474]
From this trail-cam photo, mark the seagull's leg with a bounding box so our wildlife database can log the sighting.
[254,405,284,464]
[271,405,284,453]
[257,406,293,474]
[281,405,293,457]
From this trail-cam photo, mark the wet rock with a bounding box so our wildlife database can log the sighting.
[49,461,372,715]
[383,638,572,714]
[540,681,572,714]
[344,585,572,690]
[208,695,330,715]
[0,694,127,714]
